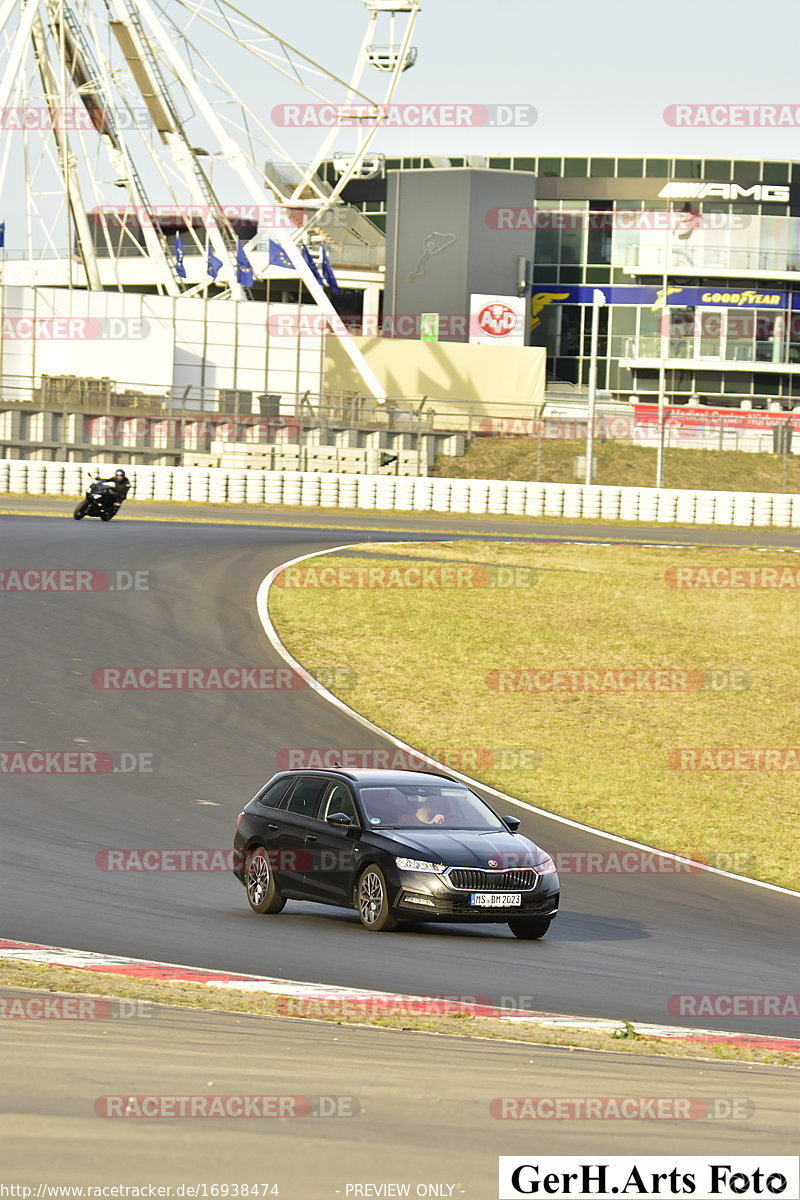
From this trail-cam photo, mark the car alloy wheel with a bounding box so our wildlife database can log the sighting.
[357,866,397,932]
[245,845,286,914]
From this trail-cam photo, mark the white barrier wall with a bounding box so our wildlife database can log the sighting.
[1,458,799,528]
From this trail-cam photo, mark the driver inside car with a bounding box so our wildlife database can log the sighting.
[415,800,446,825]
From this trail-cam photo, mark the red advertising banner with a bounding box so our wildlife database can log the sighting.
[633,404,800,432]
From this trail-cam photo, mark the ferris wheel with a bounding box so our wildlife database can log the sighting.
[0,0,421,397]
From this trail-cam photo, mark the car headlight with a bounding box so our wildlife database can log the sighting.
[534,854,557,875]
[395,857,446,872]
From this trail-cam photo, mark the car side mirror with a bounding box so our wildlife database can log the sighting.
[326,812,354,828]
[503,815,521,832]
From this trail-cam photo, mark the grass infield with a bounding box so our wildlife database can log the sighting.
[0,961,797,1067]
[268,540,800,892]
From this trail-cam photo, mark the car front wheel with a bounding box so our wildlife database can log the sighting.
[508,916,551,940]
[357,866,397,932]
[245,846,286,914]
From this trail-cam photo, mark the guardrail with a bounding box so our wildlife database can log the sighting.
[1,458,798,526]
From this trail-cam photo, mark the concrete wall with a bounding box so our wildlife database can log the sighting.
[325,337,546,430]
[0,288,326,404]
[2,456,796,527]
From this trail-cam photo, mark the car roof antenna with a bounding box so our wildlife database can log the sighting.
[333,760,342,768]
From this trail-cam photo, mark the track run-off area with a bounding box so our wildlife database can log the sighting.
[1,498,798,1040]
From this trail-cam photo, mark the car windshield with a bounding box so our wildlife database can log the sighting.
[358,783,504,830]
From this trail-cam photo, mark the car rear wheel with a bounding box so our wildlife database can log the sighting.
[245,846,286,914]
[357,866,397,932]
[508,916,551,940]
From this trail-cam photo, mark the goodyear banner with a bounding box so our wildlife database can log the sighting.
[530,285,791,323]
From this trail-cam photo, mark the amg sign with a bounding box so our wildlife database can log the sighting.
[658,182,790,203]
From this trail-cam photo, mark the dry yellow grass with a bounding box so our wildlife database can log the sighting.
[269,541,800,890]
[434,437,800,493]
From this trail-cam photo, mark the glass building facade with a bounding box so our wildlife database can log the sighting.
[320,155,800,410]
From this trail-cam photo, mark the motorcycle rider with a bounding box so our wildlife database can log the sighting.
[101,468,131,510]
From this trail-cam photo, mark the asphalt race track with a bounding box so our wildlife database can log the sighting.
[1,505,798,1037]
[3,991,797,1189]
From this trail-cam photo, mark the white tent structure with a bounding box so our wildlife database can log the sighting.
[0,0,421,400]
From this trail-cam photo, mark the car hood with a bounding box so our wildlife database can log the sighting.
[372,827,543,868]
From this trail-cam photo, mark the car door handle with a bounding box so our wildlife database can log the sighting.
[306,834,318,843]
[266,823,279,831]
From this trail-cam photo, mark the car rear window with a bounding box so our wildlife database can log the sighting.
[280,776,328,818]
[256,777,294,808]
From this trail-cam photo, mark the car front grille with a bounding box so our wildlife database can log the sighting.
[447,868,538,891]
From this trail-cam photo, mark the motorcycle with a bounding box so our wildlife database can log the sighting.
[73,476,123,521]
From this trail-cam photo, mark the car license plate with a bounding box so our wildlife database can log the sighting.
[470,892,522,907]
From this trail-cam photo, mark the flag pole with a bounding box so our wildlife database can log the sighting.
[585,289,605,486]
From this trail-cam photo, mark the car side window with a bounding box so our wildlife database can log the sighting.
[321,783,358,824]
[281,776,328,818]
[255,777,294,809]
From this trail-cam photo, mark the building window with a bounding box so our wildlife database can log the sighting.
[564,158,588,177]
[585,267,611,283]
[645,159,669,177]
[703,161,732,182]
[762,162,789,184]
[557,306,582,357]
[726,374,753,394]
[590,157,615,176]
[675,160,702,178]
[698,371,723,393]
[587,204,612,265]
[537,157,562,176]
[733,160,761,179]
[555,358,579,383]
[617,159,644,178]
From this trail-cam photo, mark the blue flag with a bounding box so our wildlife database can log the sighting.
[236,241,254,287]
[207,246,223,281]
[0,222,5,248]
[320,245,340,293]
[174,232,186,279]
[268,240,293,269]
[301,244,324,287]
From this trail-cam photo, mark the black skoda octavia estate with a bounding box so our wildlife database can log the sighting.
[232,768,559,937]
